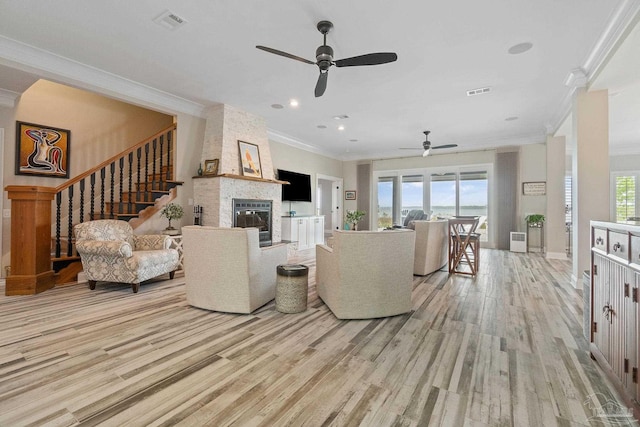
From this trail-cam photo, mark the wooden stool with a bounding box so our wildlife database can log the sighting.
[448,217,480,276]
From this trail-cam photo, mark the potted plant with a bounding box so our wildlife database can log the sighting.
[346,210,366,231]
[160,202,184,235]
[525,214,545,228]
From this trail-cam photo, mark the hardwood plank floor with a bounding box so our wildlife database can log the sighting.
[0,249,637,426]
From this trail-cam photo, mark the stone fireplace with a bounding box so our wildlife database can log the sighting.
[193,104,285,243]
[233,199,272,246]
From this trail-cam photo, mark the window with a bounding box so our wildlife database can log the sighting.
[377,177,395,229]
[430,173,457,218]
[614,175,637,221]
[401,175,424,224]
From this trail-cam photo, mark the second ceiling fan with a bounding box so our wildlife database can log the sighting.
[256,20,397,97]
[400,131,458,157]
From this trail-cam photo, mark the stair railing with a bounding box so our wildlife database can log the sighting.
[52,124,177,258]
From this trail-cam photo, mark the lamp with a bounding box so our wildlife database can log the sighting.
[422,147,430,157]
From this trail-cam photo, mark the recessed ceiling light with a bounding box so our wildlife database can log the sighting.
[271,104,284,109]
[505,116,519,121]
[317,125,327,129]
[338,125,345,131]
[333,115,349,120]
[508,42,533,55]
[289,99,299,107]
[349,139,358,142]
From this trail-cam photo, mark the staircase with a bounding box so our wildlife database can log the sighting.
[50,124,181,285]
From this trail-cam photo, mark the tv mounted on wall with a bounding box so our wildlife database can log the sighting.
[278,169,312,202]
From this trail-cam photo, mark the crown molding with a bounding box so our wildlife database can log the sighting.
[0,88,20,108]
[267,129,342,160]
[0,35,207,118]
[548,0,640,135]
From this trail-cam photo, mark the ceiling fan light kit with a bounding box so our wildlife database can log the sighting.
[256,20,398,97]
[399,130,459,157]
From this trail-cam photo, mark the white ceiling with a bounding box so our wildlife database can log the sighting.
[0,0,638,160]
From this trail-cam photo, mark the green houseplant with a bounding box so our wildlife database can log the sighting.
[525,214,545,227]
[160,202,184,235]
[346,210,366,231]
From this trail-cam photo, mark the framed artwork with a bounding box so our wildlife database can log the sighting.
[204,159,219,176]
[238,140,262,178]
[15,121,70,178]
[345,190,356,200]
[523,181,546,196]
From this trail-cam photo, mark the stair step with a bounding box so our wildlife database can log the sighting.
[105,202,153,214]
[136,180,181,192]
[121,191,167,202]
[90,212,140,221]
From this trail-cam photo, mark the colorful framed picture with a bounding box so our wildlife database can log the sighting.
[15,121,70,178]
[204,159,219,176]
[238,140,262,178]
[345,190,356,200]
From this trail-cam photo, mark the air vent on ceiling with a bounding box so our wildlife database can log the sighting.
[466,87,491,96]
[153,10,187,30]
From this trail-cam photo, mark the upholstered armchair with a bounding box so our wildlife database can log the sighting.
[316,229,415,319]
[412,220,449,275]
[181,226,288,314]
[74,220,179,293]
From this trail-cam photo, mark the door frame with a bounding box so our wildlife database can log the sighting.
[316,174,343,232]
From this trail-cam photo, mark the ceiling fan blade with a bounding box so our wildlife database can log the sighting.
[399,147,423,150]
[256,46,315,65]
[334,52,398,67]
[432,144,458,150]
[315,71,328,97]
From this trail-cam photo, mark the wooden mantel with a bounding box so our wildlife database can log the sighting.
[192,173,288,185]
[4,185,57,295]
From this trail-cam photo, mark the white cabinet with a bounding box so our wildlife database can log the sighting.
[282,216,324,250]
[590,221,640,411]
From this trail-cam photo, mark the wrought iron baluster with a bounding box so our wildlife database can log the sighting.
[152,138,157,191]
[110,163,115,218]
[159,135,164,191]
[55,192,62,258]
[79,179,85,224]
[144,144,150,202]
[166,130,172,181]
[119,158,124,214]
[100,167,106,219]
[136,147,142,203]
[90,173,96,221]
[67,185,74,257]
[128,152,133,214]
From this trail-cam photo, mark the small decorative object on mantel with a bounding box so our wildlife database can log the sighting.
[346,210,366,231]
[525,214,545,228]
[160,202,184,235]
[197,163,203,176]
[204,159,219,176]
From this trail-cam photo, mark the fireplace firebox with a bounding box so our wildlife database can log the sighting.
[233,199,272,246]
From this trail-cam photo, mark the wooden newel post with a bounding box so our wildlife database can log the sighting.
[4,185,57,296]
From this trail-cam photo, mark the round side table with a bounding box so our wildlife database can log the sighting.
[275,264,309,313]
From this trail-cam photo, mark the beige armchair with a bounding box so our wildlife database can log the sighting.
[316,229,415,319]
[411,220,448,275]
[74,220,179,293]
[182,226,288,314]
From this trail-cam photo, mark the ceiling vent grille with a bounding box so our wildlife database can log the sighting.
[153,10,187,30]
[466,87,491,96]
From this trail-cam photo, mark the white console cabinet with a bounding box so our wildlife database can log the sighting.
[282,216,325,250]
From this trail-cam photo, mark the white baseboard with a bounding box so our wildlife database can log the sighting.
[546,252,568,260]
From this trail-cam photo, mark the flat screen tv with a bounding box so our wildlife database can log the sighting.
[278,169,312,202]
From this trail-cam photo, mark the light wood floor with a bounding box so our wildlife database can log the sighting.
[0,249,637,426]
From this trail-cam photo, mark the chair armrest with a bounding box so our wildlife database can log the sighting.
[134,234,171,250]
[76,240,133,258]
[260,243,288,266]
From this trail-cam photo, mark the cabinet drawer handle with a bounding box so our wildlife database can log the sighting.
[603,303,614,323]
[613,242,621,252]
[596,236,604,245]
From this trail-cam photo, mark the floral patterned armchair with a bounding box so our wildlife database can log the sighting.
[74,220,179,293]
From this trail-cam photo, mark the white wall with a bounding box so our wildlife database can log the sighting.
[269,140,343,217]
[519,143,547,231]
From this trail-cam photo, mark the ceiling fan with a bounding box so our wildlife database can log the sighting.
[256,20,397,97]
[400,131,458,157]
